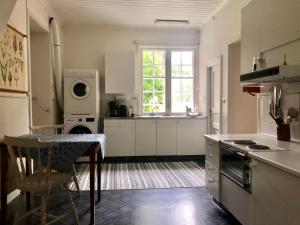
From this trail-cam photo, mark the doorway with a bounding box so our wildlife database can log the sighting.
[207,56,222,134]
[29,16,62,126]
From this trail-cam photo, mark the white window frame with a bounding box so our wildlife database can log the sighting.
[138,46,199,115]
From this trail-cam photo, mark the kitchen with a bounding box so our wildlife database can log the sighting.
[0,0,300,225]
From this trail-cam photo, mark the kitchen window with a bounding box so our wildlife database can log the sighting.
[141,48,197,114]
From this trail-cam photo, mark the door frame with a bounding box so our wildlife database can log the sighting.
[206,55,223,134]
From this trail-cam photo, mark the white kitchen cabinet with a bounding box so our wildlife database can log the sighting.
[221,175,251,225]
[156,120,177,155]
[204,137,220,201]
[135,120,156,156]
[241,2,262,74]
[241,0,300,74]
[104,119,135,156]
[250,159,300,225]
[105,51,135,94]
[177,119,206,155]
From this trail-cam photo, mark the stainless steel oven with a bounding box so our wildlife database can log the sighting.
[220,143,252,193]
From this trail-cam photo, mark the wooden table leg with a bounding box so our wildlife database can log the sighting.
[89,144,96,225]
[25,158,31,211]
[0,144,8,224]
[97,151,101,203]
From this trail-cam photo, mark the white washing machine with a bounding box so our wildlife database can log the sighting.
[64,115,99,134]
[64,69,100,116]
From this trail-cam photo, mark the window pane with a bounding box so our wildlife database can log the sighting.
[143,93,153,104]
[143,51,153,65]
[182,66,193,77]
[154,93,165,112]
[171,79,193,112]
[143,66,153,77]
[143,79,153,91]
[171,52,181,65]
[171,65,181,77]
[154,93,165,105]
[182,52,193,65]
[153,65,165,77]
[154,51,165,65]
[154,78,165,91]
[143,106,153,113]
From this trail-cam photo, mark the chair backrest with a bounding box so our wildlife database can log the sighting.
[30,124,64,135]
[4,136,58,187]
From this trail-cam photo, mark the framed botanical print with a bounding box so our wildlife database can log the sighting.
[0,24,27,93]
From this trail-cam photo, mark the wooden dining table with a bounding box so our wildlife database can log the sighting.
[0,133,106,225]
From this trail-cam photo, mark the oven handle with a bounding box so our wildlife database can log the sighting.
[235,151,246,157]
[221,146,246,158]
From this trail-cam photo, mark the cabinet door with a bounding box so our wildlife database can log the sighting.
[157,120,176,155]
[250,159,300,225]
[135,120,156,156]
[105,51,135,94]
[177,119,207,155]
[104,120,135,156]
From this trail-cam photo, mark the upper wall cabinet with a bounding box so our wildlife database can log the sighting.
[241,0,300,74]
[105,51,135,94]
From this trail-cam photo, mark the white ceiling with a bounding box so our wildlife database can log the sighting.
[51,0,227,28]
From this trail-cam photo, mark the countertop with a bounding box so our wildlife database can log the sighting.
[105,115,207,120]
[205,133,300,178]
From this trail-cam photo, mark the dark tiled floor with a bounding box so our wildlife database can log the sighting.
[7,187,240,225]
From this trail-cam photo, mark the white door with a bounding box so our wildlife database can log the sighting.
[136,120,156,156]
[157,120,177,155]
[207,56,222,134]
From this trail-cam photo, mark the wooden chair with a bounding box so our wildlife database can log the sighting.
[4,136,79,225]
[29,125,81,196]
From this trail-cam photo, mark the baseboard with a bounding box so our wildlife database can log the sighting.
[75,155,205,164]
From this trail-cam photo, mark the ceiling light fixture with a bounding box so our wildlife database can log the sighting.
[154,19,190,25]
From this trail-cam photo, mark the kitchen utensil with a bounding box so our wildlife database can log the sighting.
[286,107,299,124]
[273,85,277,116]
[269,112,284,126]
[277,124,291,141]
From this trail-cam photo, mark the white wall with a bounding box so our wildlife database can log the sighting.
[199,0,253,133]
[0,0,29,140]
[227,42,257,133]
[0,0,29,204]
[63,25,200,118]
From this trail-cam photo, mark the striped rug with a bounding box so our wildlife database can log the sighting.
[69,161,205,191]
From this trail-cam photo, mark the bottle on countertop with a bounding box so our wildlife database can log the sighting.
[252,57,257,72]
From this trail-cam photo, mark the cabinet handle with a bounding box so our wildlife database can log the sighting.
[208,179,215,183]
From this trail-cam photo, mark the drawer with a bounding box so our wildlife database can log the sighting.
[104,119,135,127]
[205,160,219,181]
[206,150,219,168]
[206,140,219,155]
[206,174,219,201]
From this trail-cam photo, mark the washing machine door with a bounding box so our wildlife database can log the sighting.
[68,125,93,134]
[71,80,90,100]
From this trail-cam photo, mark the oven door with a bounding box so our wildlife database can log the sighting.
[221,145,247,188]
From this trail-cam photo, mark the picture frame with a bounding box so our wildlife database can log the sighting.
[0,24,27,93]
